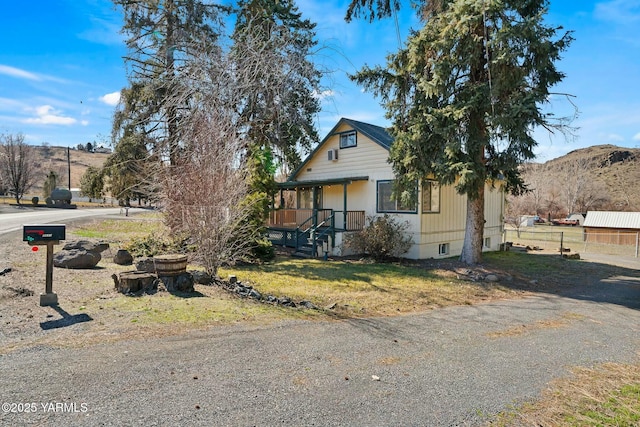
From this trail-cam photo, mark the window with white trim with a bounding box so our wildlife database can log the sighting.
[339,131,357,149]
[438,243,449,255]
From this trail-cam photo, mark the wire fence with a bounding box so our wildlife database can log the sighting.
[504,227,640,258]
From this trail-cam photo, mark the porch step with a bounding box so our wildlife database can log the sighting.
[292,251,313,259]
[292,244,314,258]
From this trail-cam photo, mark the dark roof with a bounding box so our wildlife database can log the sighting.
[341,118,393,150]
[277,176,369,189]
[289,118,392,180]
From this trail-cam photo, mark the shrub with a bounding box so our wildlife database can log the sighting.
[251,237,275,262]
[343,214,413,261]
[124,233,192,257]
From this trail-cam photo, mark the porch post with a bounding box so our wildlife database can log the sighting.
[279,189,284,208]
[343,182,348,231]
[312,186,318,227]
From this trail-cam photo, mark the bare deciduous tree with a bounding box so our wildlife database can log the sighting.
[0,133,39,204]
[162,116,257,276]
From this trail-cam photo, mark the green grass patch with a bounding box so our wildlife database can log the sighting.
[95,288,321,326]
[221,257,514,317]
[71,217,165,241]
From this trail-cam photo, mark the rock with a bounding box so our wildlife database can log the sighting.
[54,240,110,269]
[229,275,238,284]
[563,253,581,260]
[62,240,109,254]
[113,249,133,265]
[136,258,156,273]
[0,267,12,276]
[191,270,213,285]
[54,249,101,269]
[371,375,380,381]
[484,274,499,283]
[278,298,296,308]
[249,289,262,300]
[299,300,319,310]
[325,302,337,310]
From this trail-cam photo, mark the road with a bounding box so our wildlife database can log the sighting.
[0,206,139,236]
[1,274,639,426]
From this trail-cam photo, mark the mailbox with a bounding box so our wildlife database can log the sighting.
[23,224,66,243]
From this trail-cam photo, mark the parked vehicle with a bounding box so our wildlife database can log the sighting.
[551,217,579,226]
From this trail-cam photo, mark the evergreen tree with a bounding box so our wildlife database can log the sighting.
[231,0,322,235]
[112,0,225,165]
[347,0,573,264]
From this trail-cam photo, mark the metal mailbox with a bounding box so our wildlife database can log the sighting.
[23,224,66,243]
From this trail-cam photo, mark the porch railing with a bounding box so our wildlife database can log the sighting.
[343,210,366,231]
[268,209,332,228]
[268,209,365,231]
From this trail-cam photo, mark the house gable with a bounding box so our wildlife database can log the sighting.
[291,118,393,182]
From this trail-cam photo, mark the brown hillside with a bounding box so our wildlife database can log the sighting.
[542,144,640,211]
[31,146,110,195]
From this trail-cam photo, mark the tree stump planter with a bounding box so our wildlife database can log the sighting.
[113,271,157,294]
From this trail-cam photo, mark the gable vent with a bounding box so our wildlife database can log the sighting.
[328,148,338,161]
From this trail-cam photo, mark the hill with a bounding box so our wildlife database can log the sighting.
[545,144,639,210]
[516,144,640,215]
[30,145,111,196]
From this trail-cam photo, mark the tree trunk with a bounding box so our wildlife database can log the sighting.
[460,185,485,265]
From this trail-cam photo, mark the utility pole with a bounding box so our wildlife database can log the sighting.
[67,147,71,190]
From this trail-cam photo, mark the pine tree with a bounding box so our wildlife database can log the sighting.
[347,0,574,264]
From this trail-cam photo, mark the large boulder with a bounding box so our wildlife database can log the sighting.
[54,240,110,269]
[54,250,101,269]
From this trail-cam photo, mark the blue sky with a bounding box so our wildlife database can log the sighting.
[1,0,639,161]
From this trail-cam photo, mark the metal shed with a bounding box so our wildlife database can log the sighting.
[583,211,640,246]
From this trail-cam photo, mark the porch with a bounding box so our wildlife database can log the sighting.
[267,208,366,232]
[266,176,369,257]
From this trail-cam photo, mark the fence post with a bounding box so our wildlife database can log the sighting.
[559,231,564,256]
[636,232,639,258]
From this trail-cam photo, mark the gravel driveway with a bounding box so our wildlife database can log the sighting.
[1,272,639,426]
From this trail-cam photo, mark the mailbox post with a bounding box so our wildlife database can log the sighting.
[23,224,66,306]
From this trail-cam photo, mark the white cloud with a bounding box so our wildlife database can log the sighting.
[81,120,89,126]
[99,91,121,106]
[603,133,625,142]
[23,105,77,125]
[594,0,640,24]
[633,132,640,141]
[0,64,41,81]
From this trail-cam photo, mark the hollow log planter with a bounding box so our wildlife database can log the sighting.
[113,271,157,294]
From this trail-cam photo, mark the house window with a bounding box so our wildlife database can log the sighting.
[422,180,440,213]
[484,237,491,248]
[339,131,357,149]
[376,180,417,213]
[439,243,449,255]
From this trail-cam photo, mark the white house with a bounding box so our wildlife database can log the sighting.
[267,118,505,259]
